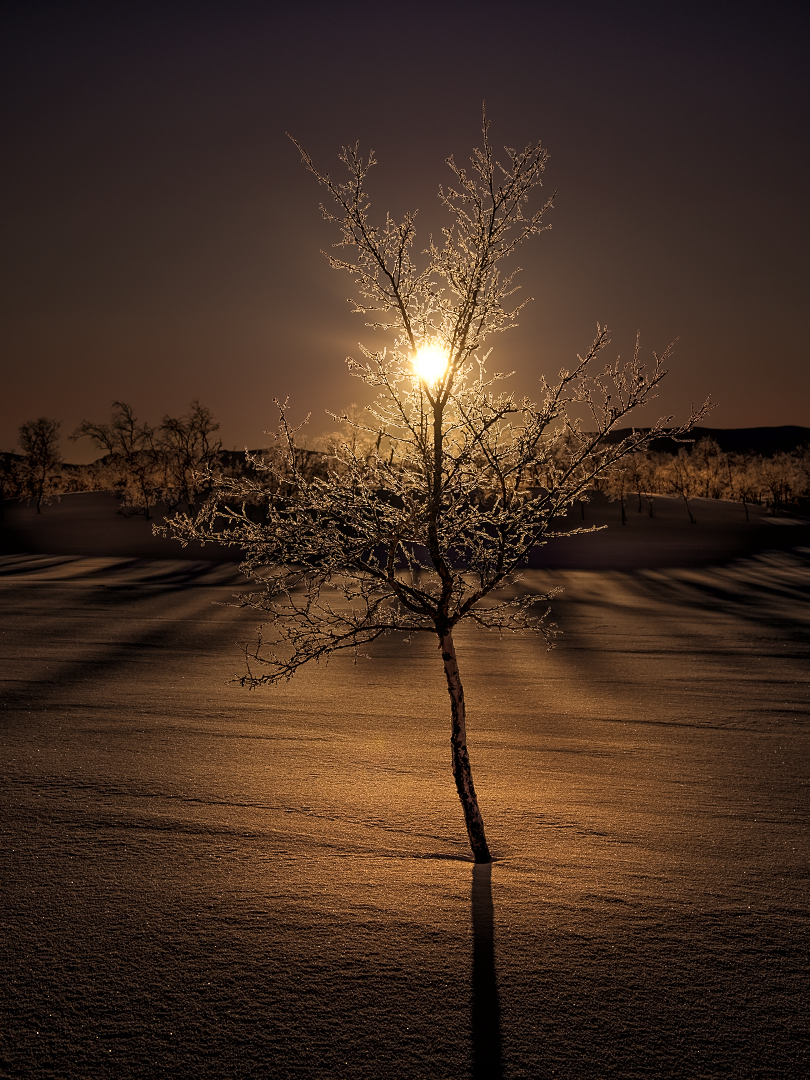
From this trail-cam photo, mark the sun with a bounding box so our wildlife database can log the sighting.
[414,342,449,385]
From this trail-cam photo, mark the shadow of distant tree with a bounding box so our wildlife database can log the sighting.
[635,552,810,643]
[471,862,504,1079]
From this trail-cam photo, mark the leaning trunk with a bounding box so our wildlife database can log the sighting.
[440,631,491,863]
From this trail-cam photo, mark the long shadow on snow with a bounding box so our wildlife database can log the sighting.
[634,550,810,644]
[0,553,244,587]
[471,862,504,1079]
[0,580,244,715]
[555,550,810,666]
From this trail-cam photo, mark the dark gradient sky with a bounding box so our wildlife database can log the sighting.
[2,2,808,461]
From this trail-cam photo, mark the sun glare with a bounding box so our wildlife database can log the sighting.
[414,342,449,385]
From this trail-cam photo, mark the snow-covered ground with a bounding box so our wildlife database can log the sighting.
[1,534,809,1077]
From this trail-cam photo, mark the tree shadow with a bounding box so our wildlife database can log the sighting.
[471,862,504,1079]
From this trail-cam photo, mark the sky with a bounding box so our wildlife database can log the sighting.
[2,1,808,461]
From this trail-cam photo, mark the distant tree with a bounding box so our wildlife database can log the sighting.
[692,436,727,499]
[159,400,223,511]
[660,446,701,523]
[602,461,630,524]
[165,115,707,862]
[18,418,62,512]
[72,402,162,518]
[758,450,809,515]
[726,450,761,520]
[626,451,657,516]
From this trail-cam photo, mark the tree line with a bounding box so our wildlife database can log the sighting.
[2,401,223,517]
[3,406,809,524]
[598,437,810,522]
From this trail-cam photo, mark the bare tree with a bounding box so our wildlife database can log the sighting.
[625,451,656,516]
[692,436,726,499]
[159,400,223,511]
[18,418,62,512]
[602,461,630,524]
[758,451,807,515]
[165,116,707,862]
[725,451,757,520]
[660,447,701,523]
[72,402,162,518]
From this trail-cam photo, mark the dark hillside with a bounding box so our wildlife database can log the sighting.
[603,425,810,455]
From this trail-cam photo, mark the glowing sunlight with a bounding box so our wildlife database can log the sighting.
[414,341,450,385]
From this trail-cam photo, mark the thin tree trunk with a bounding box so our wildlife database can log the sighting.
[440,631,491,863]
